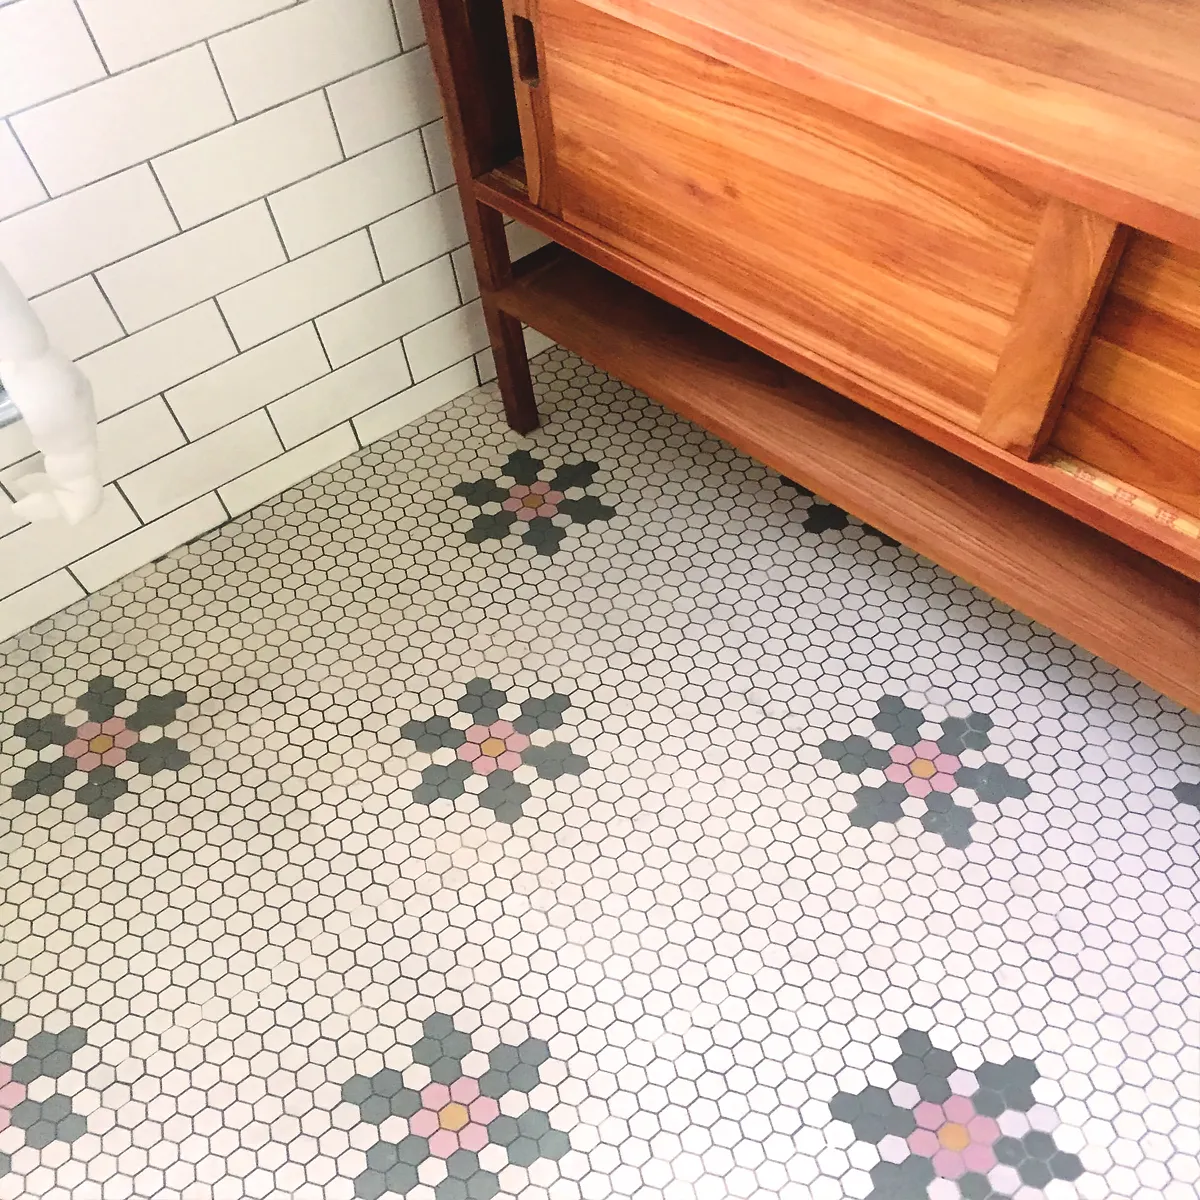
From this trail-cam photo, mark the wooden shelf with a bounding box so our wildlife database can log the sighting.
[493,246,1200,711]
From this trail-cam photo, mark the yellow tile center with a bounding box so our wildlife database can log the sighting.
[89,734,114,753]
[910,758,937,778]
[522,494,541,508]
[480,737,506,758]
[439,1102,469,1132]
[938,1122,970,1151]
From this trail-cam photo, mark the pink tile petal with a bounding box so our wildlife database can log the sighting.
[101,748,126,767]
[530,481,550,495]
[469,1096,499,1124]
[101,717,125,735]
[77,722,102,740]
[508,485,530,498]
[409,1108,439,1138]
[474,758,497,776]
[914,740,941,759]
[544,491,564,505]
[65,739,89,759]
[914,1103,944,1131]
[905,777,932,797]
[114,729,139,748]
[0,1065,10,1087]
[459,1122,488,1152]
[967,1116,999,1144]
[501,498,523,512]
[450,1078,479,1104]
[931,773,958,792]
[934,753,960,772]
[0,1081,24,1106]
[458,742,481,762]
[77,752,101,772]
[962,1143,996,1172]
[421,1083,451,1109]
[889,745,916,764]
[428,1129,459,1159]
[907,1129,939,1157]
[512,510,533,523]
[932,1149,966,1180]
[496,751,523,771]
[884,763,911,784]
[465,726,490,744]
[505,733,530,753]
[536,504,559,518]
[943,1095,973,1123]
[489,721,514,738]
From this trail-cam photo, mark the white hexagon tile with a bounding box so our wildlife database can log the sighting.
[1,347,1198,1200]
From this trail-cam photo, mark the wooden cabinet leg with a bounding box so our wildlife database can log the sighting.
[485,302,539,433]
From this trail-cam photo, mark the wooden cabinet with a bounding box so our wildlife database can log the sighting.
[416,0,1200,709]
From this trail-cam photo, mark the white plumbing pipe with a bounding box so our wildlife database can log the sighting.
[0,263,101,525]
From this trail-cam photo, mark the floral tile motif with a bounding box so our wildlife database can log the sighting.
[779,476,901,544]
[0,1019,89,1177]
[831,1029,1084,1200]
[341,1013,569,1200]
[452,450,616,557]
[821,696,1032,848]
[399,678,588,823]
[10,674,189,819]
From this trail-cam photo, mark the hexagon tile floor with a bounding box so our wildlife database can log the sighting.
[1,347,1198,1200]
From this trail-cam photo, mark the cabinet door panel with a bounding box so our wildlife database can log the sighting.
[536,0,1048,430]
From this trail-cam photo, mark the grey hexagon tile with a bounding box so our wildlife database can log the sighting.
[0,346,1197,1200]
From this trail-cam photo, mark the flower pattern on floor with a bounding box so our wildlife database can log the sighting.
[10,674,189,818]
[341,1014,569,1200]
[820,695,1033,847]
[452,450,616,557]
[0,1020,89,1178]
[832,1029,1084,1200]
[399,678,589,823]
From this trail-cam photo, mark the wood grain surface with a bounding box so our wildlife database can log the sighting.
[1056,237,1200,517]
[493,246,1200,710]
[574,0,1200,250]
[501,0,561,213]
[538,0,1046,431]
[978,199,1127,459]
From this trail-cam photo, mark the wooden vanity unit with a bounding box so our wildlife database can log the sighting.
[416,0,1200,709]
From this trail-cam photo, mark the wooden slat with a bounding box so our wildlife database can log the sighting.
[977,199,1127,459]
[478,167,1200,580]
[500,0,561,213]
[492,248,1199,710]
[574,0,1200,251]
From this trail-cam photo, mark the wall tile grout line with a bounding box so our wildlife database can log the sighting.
[68,0,113,75]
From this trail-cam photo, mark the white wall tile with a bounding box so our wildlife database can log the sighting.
[154,92,342,229]
[326,47,440,157]
[120,410,280,521]
[525,327,555,358]
[1,396,184,493]
[217,232,380,350]
[269,133,430,258]
[12,46,233,195]
[79,302,236,419]
[77,0,299,72]
[0,0,105,117]
[29,277,123,359]
[508,219,552,262]
[390,0,427,50]
[97,202,285,331]
[270,339,411,447]
[72,493,225,591]
[166,324,329,439]
[0,485,137,597]
[475,327,555,384]
[0,166,176,296]
[370,189,467,280]
[422,119,456,190]
[353,359,475,446]
[315,258,458,368]
[220,424,356,516]
[0,571,85,642]
[210,0,399,117]
[403,298,488,382]
[451,244,478,303]
[0,120,46,219]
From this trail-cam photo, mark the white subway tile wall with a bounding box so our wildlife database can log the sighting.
[0,0,547,639]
